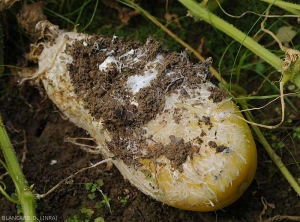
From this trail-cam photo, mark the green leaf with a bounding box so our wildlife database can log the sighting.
[85,182,92,190]
[94,217,105,222]
[88,193,96,200]
[96,179,104,187]
[80,208,94,218]
[91,184,97,193]
[95,200,103,209]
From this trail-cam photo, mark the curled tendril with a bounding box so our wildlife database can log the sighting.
[0,180,18,203]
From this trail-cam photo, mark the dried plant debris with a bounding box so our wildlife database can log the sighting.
[102,0,139,25]
[0,0,18,11]
[17,1,46,34]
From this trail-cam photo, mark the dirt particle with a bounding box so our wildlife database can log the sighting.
[208,86,229,103]
[201,116,211,125]
[198,116,212,129]
[216,145,229,153]
[155,135,193,172]
[194,136,203,145]
[208,141,217,148]
[200,130,206,137]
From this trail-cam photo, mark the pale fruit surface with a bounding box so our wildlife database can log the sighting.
[28,21,257,212]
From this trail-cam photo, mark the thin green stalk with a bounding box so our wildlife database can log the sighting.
[0,180,18,203]
[80,0,99,32]
[261,0,300,15]
[75,0,92,25]
[178,0,282,71]
[241,105,300,196]
[0,116,36,221]
[43,7,75,25]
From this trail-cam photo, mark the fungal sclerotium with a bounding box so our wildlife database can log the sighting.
[25,21,257,212]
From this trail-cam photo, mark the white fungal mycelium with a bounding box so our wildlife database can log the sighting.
[24,21,257,212]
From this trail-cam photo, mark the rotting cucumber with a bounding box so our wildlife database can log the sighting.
[23,21,257,212]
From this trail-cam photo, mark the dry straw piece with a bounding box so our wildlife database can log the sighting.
[24,21,257,212]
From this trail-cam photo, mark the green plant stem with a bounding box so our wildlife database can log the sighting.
[241,105,300,196]
[0,116,36,221]
[178,0,282,71]
[261,0,300,15]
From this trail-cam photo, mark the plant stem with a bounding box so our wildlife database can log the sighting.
[261,0,300,15]
[0,116,36,221]
[241,106,300,196]
[178,0,282,71]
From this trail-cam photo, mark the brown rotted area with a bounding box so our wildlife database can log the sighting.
[65,35,225,169]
